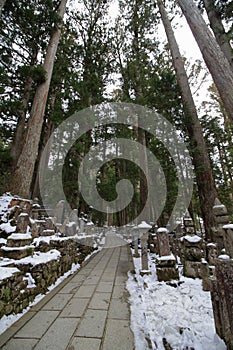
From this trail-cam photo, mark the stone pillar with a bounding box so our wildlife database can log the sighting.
[156,227,179,282]
[222,224,233,258]
[69,209,78,225]
[206,242,218,265]
[0,212,34,259]
[210,257,233,349]
[31,198,40,220]
[182,234,204,278]
[157,227,170,256]
[200,259,215,292]
[54,200,65,224]
[183,212,195,234]
[79,218,85,234]
[16,213,29,233]
[138,221,152,276]
[213,198,230,253]
[132,226,140,258]
[65,222,77,236]
[200,243,218,292]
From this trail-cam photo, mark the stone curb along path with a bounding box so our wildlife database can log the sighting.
[0,233,135,350]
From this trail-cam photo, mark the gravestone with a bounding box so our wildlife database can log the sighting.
[156,227,179,281]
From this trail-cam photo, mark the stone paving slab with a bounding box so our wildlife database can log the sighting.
[60,297,89,318]
[2,338,38,350]
[14,310,59,339]
[0,234,135,350]
[68,336,101,350]
[34,318,78,350]
[75,309,107,338]
[89,292,111,310]
[102,319,134,350]
[42,293,72,311]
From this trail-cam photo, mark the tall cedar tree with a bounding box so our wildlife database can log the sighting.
[158,0,217,241]
[202,0,233,69]
[10,0,67,198]
[176,0,233,123]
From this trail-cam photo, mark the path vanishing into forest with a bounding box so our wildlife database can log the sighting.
[0,233,135,350]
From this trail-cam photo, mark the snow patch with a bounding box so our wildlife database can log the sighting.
[183,235,202,243]
[8,233,32,240]
[0,267,20,280]
[218,254,230,260]
[223,224,233,230]
[15,250,61,266]
[127,252,226,350]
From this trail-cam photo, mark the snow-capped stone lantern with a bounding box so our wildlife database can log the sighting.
[138,221,152,276]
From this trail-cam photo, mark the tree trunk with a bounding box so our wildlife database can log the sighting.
[32,118,54,199]
[0,0,6,15]
[203,0,233,70]
[10,0,67,198]
[11,50,38,166]
[176,0,233,124]
[158,0,217,240]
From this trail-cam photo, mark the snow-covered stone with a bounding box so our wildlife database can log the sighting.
[0,267,20,281]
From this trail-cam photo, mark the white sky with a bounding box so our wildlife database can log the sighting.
[108,1,213,111]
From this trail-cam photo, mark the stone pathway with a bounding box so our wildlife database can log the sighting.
[0,234,135,350]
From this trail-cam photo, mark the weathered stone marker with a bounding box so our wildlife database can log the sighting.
[138,221,152,276]
[210,257,233,349]
[54,200,65,224]
[213,198,230,253]
[222,224,233,258]
[156,227,179,281]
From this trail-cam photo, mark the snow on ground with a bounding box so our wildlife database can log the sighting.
[127,252,227,350]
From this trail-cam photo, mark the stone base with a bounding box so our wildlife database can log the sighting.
[183,261,202,278]
[156,266,179,282]
[210,259,233,349]
[0,246,34,260]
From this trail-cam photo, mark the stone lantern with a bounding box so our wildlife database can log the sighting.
[138,221,152,276]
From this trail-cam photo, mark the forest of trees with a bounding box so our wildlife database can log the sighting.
[0,0,232,239]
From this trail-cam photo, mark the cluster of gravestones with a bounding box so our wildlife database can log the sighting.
[0,198,103,261]
[131,198,233,349]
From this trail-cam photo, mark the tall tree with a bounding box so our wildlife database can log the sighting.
[176,0,233,123]
[10,0,68,198]
[202,0,233,69]
[158,0,217,240]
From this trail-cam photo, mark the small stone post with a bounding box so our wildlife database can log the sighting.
[138,221,152,276]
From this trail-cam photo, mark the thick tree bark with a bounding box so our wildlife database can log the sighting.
[32,118,54,199]
[10,0,67,198]
[203,0,233,70]
[158,0,217,240]
[176,0,233,124]
[11,50,38,166]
